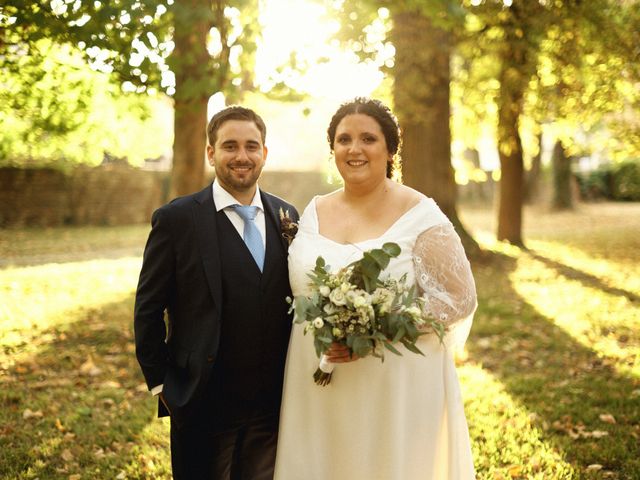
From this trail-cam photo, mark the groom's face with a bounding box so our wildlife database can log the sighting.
[207,120,268,197]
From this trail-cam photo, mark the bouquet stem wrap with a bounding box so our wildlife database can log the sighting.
[313,355,334,385]
[318,355,334,374]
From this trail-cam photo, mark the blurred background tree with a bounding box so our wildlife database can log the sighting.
[0,39,169,168]
[1,0,260,196]
[454,0,639,244]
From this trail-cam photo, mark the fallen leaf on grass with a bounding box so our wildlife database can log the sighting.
[587,464,603,471]
[22,408,43,419]
[61,449,74,462]
[69,475,81,480]
[98,380,121,389]
[31,378,73,389]
[79,357,102,376]
[599,413,616,424]
[55,418,65,432]
[507,464,524,477]
[552,416,609,439]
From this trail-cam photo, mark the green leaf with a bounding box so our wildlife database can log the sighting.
[292,295,323,322]
[402,340,424,356]
[368,249,391,269]
[359,255,381,279]
[349,336,373,357]
[383,341,403,356]
[392,326,406,343]
[382,242,401,257]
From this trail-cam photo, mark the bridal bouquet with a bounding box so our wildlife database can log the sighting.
[289,242,446,385]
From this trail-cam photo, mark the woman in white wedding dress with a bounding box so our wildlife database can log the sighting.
[274,98,477,480]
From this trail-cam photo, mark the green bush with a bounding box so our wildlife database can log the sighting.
[575,167,613,200]
[612,160,640,201]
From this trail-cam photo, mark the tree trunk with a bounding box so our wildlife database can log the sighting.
[169,0,213,198]
[391,10,481,258]
[524,131,542,204]
[496,43,528,246]
[551,139,573,209]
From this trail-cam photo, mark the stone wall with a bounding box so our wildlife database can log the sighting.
[0,166,334,227]
[0,165,167,227]
[0,164,504,228]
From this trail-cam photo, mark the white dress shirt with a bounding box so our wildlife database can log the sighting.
[212,179,266,250]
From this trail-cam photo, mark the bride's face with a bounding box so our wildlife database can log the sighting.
[333,113,391,186]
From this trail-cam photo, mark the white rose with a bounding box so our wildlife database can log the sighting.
[319,286,331,297]
[345,290,357,303]
[329,288,347,306]
[324,303,338,314]
[313,317,324,329]
[353,295,367,308]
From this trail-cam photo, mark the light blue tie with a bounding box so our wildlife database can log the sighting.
[231,205,265,272]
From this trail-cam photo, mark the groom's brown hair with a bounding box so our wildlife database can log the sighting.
[207,106,267,146]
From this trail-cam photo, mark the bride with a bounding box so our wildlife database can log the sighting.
[274,97,477,479]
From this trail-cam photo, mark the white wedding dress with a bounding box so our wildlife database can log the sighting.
[274,194,477,480]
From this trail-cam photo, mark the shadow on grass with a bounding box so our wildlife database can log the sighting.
[468,252,640,478]
[0,293,170,480]
[528,251,639,304]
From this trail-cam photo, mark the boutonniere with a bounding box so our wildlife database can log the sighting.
[279,208,298,246]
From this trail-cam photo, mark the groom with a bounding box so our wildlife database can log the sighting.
[134,105,298,479]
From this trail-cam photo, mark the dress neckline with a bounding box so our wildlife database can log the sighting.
[311,196,427,247]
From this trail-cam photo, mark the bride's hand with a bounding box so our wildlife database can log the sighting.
[325,342,360,363]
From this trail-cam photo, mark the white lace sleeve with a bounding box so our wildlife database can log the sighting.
[412,224,477,347]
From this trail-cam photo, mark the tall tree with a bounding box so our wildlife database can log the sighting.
[551,139,573,209]
[1,0,259,196]
[461,0,640,242]
[391,6,481,257]
[524,130,542,204]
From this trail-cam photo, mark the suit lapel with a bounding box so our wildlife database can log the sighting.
[262,192,291,253]
[193,185,223,310]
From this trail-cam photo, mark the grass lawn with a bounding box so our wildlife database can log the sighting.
[1,202,639,479]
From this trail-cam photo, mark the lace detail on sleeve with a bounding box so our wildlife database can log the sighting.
[412,224,477,328]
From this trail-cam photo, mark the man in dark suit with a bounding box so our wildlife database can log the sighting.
[134,106,299,479]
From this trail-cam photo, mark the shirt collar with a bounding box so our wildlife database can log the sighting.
[212,178,263,213]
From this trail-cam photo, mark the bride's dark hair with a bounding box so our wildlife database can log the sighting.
[327,97,402,179]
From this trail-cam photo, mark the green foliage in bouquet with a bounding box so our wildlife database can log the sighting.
[290,242,446,384]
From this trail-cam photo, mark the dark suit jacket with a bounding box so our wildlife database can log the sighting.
[134,184,299,423]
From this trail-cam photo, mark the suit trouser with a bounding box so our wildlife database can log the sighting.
[170,413,279,480]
